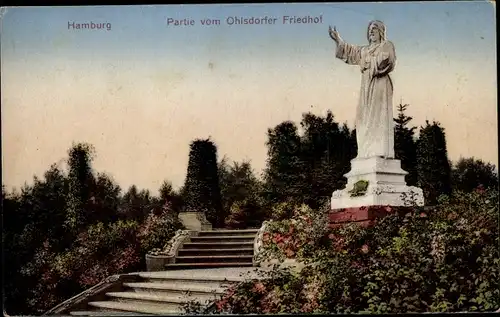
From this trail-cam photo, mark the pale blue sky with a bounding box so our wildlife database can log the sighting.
[2,3,495,61]
[1,2,497,193]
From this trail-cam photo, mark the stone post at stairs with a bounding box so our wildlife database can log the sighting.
[178,212,212,231]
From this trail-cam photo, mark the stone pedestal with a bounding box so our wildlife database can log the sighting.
[331,156,424,209]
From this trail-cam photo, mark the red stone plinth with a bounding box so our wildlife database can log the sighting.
[328,205,413,228]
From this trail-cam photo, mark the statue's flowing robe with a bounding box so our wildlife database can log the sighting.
[335,40,396,159]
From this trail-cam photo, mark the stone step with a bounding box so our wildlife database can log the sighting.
[136,277,233,288]
[123,282,226,295]
[198,229,259,237]
[70,311,153,316]
[165,262,254,270]
[178,248,254,256]
[51,268,268,316]
[175,255,254,264]
[106,291,217,304]
[182,241,254,250]
[106,292,183,303]
[189,235,256,243]
[137,269,255,283]
[88,301,181,315]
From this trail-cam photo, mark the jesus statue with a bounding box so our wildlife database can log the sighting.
[329,20,396,159]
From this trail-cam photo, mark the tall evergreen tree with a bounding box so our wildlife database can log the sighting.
[218,157,232,211]
[156,180,183,213]
[40,165,70,251]
[219,160,261,211]
[263,121,305,206]
[182,138,224,227]
[64,143,96,234]
[416,121,452,205]
[339,122,357,182]
[300,111,355,208]
[119,185,147,221]
[90,173,121,224]
[394,103,418,186]
[219,159,264,228]
[158,180,174,203]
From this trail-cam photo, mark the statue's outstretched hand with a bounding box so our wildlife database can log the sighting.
[329,25,341,43]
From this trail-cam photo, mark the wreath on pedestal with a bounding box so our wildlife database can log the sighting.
[348,180,369,197]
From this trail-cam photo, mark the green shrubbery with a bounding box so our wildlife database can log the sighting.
[4,105,499,315]
[14,205,183,314]
[224,196,266,229]
[201,188,499,314]
[2,143,184,315]
[138,204,184,252]
[255,203,329,262]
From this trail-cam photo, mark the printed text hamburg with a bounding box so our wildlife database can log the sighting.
[166,15,323,26]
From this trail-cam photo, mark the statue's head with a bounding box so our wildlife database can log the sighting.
[367,20,386,44]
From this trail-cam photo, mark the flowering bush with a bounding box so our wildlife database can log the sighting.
[193,188,499,314]
[33,220,142,292]
[17,203,183,314]
[256,203,329,262]
[213,267,313,314]
[137,204,184,252]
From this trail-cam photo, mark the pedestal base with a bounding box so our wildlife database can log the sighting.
[331,183,424,208]
[328,205,414,228]
[331,156,424,209]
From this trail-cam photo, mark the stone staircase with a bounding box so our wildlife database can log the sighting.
[165,229,257,270]
[46,228,263,315]
[63,268,265,316]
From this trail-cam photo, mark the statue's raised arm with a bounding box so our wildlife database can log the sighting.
[330,25,362,66]
[328,25,342,44]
